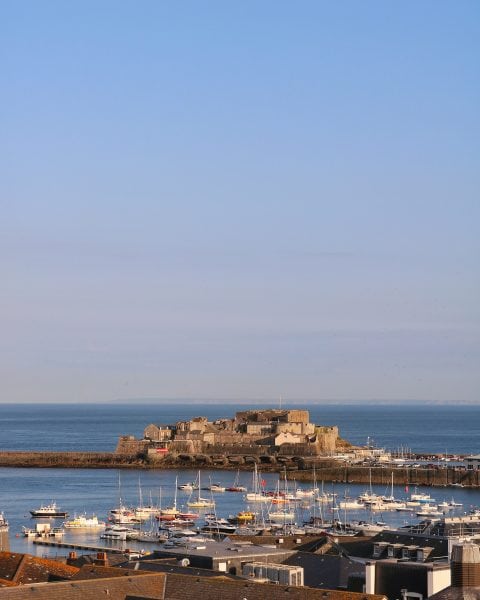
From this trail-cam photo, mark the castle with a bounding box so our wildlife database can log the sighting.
[116,409,340,461]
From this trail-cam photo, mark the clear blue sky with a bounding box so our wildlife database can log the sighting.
[1,1,479,403]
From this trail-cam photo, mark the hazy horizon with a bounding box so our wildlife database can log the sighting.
[1,398,479,406]
[2,1,479,404]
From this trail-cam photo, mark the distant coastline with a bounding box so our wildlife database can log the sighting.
[0,399,477,405]
[108,398,480,406]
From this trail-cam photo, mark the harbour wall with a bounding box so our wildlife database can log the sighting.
[0,451,145,469]
[0,450,479,488]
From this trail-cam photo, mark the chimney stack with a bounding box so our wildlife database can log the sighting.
[94,552,109,567]
[451,543,480,587]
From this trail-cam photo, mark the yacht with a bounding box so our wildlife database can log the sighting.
[109,506,138,524]
[410,490,436,503]
[416,505,444,517]
[63,515,106,529]
[202,518,237,534]
[30,502,69,518]
[101,525,131,541]
[350,520,391,535]
[339,499,365,510]
[204,483,226,493]
[178,482,198,492]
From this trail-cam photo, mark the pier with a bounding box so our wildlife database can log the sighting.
[32,539,128,554]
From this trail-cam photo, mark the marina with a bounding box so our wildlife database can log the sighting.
[1,465,480,556]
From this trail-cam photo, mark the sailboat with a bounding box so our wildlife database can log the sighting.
[187,472,215,508]
[245,464,269,502]
[358,468,381,504]
[315,480,337,504]
[109,473,137,524]
[268,470,295,524]
[226,470,247,492]
[304,471,332,533]
[134,478,158,520]
[370,473,406,511]
[160,476,180,517]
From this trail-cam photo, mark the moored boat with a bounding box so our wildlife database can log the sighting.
[178,482,198,492]
[30,502,68,518]
[101,525,131,541]
[64,515,106,529]
[202,518,237,534]
[187,471,215,508]
[228,511,255,524]
[226,470,247,492]
[204,483,226,493]
[268,509,295,523]
[23,523,64,538]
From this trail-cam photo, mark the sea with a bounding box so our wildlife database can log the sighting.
[1,402,479,556]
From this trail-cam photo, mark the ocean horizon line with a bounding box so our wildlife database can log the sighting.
[0,399,478,406]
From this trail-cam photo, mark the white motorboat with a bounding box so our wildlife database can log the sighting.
[350,520,391,535]
[204,483,226,493]
[416,505,444,517]
[410,489,436,503]
[178,482,197,492]
[101,525,131,541]
[64,515,106,529]
[339,499,365,510]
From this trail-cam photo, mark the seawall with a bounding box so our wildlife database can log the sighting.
[0,451,144,469]
[0,451,478,488]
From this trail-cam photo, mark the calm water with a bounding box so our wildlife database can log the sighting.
[1,403,479,555]
[0,402,479,454]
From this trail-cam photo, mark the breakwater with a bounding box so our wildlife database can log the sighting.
[0,450,478,488]
[0,451,144,469]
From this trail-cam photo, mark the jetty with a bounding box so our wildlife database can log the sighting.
[32,539,127,553]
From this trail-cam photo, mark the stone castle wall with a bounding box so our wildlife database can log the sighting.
[115,436,149,455]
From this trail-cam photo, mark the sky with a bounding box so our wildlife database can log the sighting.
[1,1,479,404]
